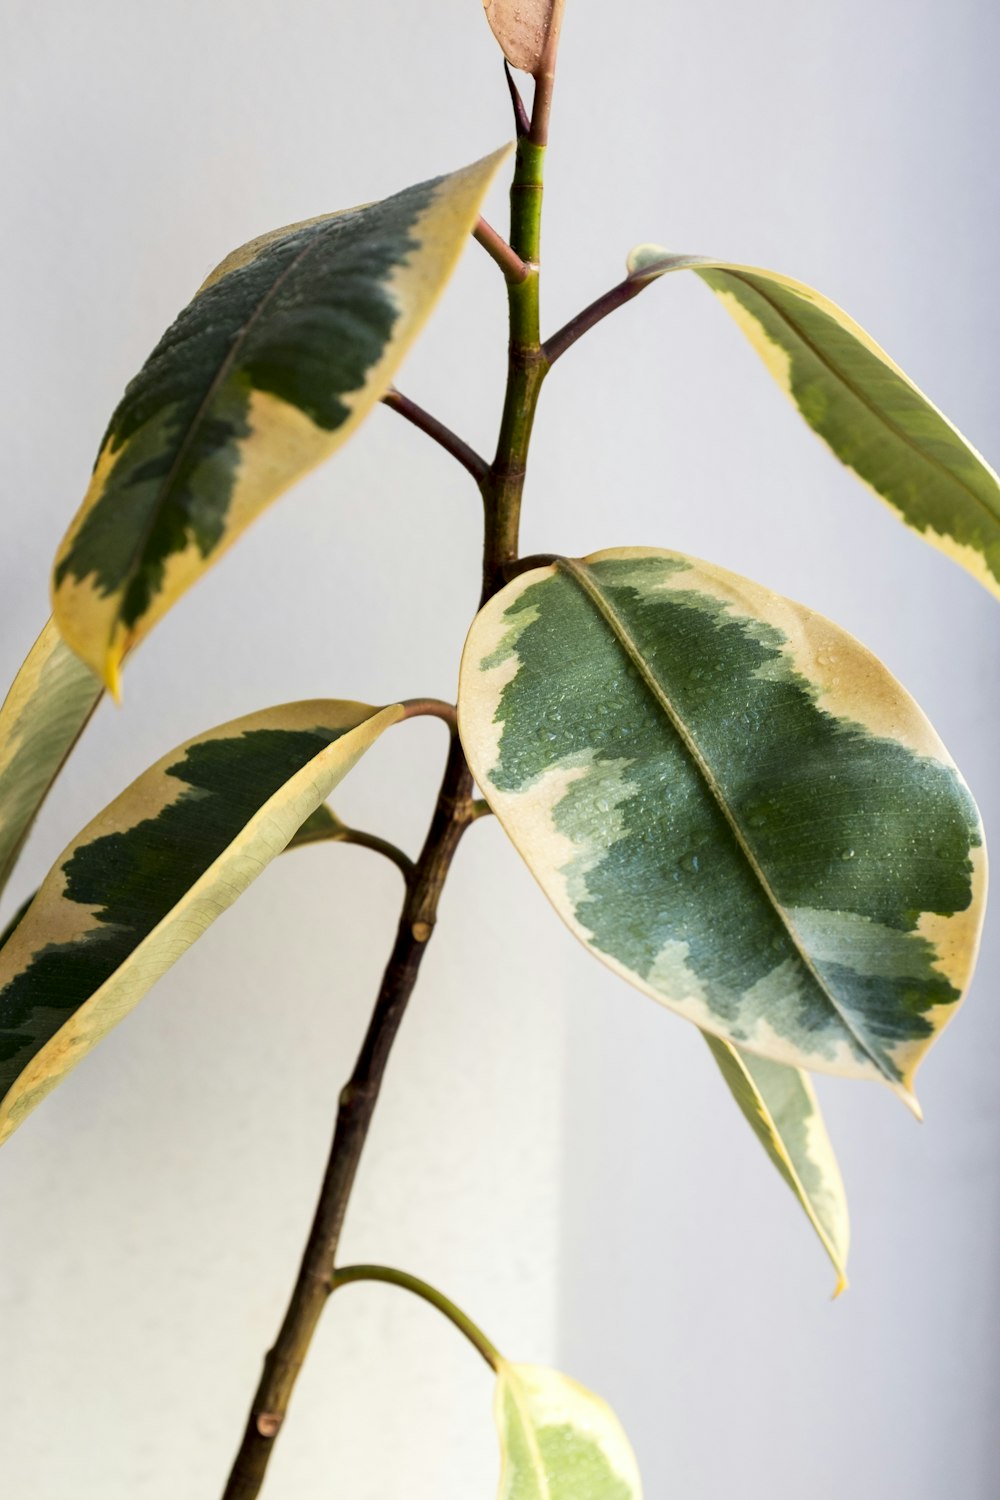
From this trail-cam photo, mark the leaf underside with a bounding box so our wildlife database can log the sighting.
[627,247,1000,600]
[705,1034,850,1292]
[0,699,402,1144]
[0,618,102,905]
[459,548,985,1103]
[53,148,510,693]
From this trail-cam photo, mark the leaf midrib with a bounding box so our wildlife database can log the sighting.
[557,557,892,1083]
[502,1367,553,1500]
[111,220,337,623]
[715,266,1000,544]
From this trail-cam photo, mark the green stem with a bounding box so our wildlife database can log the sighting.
[331,1265,501,1370]
[480,138,549,598]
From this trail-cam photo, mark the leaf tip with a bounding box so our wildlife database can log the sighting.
[103,648,124,705]
[831,1270,850,1300]
[896,1081,924,1121]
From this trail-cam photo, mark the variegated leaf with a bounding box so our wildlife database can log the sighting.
[458,548,985,1105]
[495,1361,642,1500]
[53,148,510,695]
[483,0,564,74]
[0,700,402,1144]
[0,618,102,901]
[627,247,1000,599]
[704,1034,849,1293]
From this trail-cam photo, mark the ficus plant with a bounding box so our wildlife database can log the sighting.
[1,2,995,1495]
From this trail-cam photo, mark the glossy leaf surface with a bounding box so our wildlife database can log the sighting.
[495,1361,642,1500]
[627,247,1000,599]
[483,0,564,73]
[705,1034,849,1292]
[53,149,509,693]
[0,700,402,1144]
[0,619,102,901]
[459,548,985,1104]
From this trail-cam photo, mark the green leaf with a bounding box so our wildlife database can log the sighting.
[53,148,510,695]
[0,699,402,1144]
[495,1361,642,1500]
[483,0,564,74]
[627,246,1000,600]
[704,1034,849,1294]
[0,618,102,902]
[458,548,985,1106]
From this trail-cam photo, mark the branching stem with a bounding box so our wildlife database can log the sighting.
[289,820,415,883]
[382,389,488,484]
[220,64,554,1500]
[330,829,415,884]
[543,276,650,366]
[331,1264,501,1370]
[474,217,530,283]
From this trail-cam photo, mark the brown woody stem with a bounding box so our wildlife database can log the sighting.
[219,74,552,1500]
[220,728,475,1497]
[474,217,530,283]
[543,276,650,366]
[382,388,488,484]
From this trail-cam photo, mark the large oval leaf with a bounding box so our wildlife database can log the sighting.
[483,0,564,74]
[495,1361,642,1500]
[627,247,1000,600]
[52,148,509,695]
[0,699,402,1144]
[704,1035,849,1294]
[458,548,985,1105]
[0,618,102,902]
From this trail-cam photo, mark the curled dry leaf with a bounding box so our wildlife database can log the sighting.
[483,0,564,75]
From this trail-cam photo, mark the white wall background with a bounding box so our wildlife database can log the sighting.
[0,2,998,1497]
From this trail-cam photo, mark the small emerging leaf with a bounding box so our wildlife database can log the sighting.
[627,247,1000,600]
[705,1034,849,1293]
[53,148,510,694]
[483,0,564,74]
[459,549,985,1104]
[0,699,402,1144]
[0,618,102,902]
[495,1361,642,1500]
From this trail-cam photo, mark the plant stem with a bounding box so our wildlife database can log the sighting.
[330,828,415,883]
[220,104,551,1500]
[331,1264,501,1370]
[543,276,650,366]
[479,138,549,597]
[474,217,529,283]
[221,729,475,1498]
[289,818,415,882]
[382,389,488,485]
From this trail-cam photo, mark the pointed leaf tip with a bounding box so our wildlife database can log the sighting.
[0,699,404,1144]
[51,149,509,676]
[705,1035,850,1290]
[625,244,1000,600]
